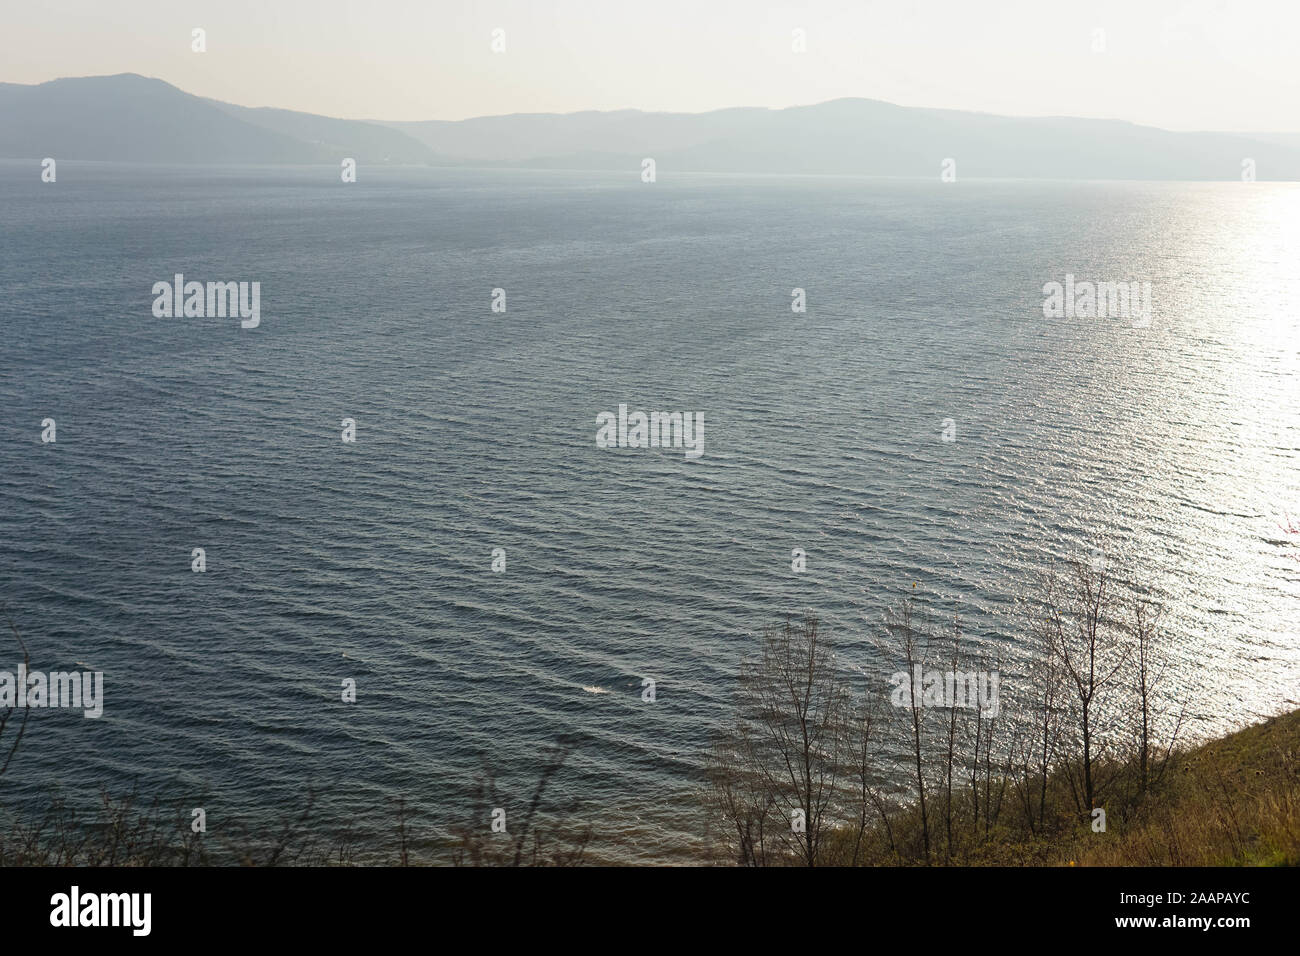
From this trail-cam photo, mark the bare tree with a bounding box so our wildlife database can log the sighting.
[1009,645,1064,836]
[840,692,888,865]
[453,743,592,866]
[889,600,933,864]
[942,616,961,861]
[1041,561,1131,815]
[0,607,31,780]
[702,738,777,866]
[705,613,858,866]
[1128,599,1186,799]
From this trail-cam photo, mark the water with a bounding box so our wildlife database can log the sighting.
[1,164,1298,863]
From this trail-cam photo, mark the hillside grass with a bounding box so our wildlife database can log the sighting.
[813,710,1300,867]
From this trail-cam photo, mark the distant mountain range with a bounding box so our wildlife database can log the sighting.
[3,73,1299,180]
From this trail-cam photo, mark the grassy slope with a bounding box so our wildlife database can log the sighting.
[1064,709,1299,866]
[813,710,1300,867]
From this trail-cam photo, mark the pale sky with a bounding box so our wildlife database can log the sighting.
[3,0,1298,130]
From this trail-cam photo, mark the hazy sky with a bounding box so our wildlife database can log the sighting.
[4,0,1298,130]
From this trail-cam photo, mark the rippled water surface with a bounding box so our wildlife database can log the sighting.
[1,165,1297,862]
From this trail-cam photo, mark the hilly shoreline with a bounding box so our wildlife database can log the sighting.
[4,73,1300,180]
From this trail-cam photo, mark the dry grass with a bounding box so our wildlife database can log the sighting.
[811,709,1300,867]
[1062,710,1300,867]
